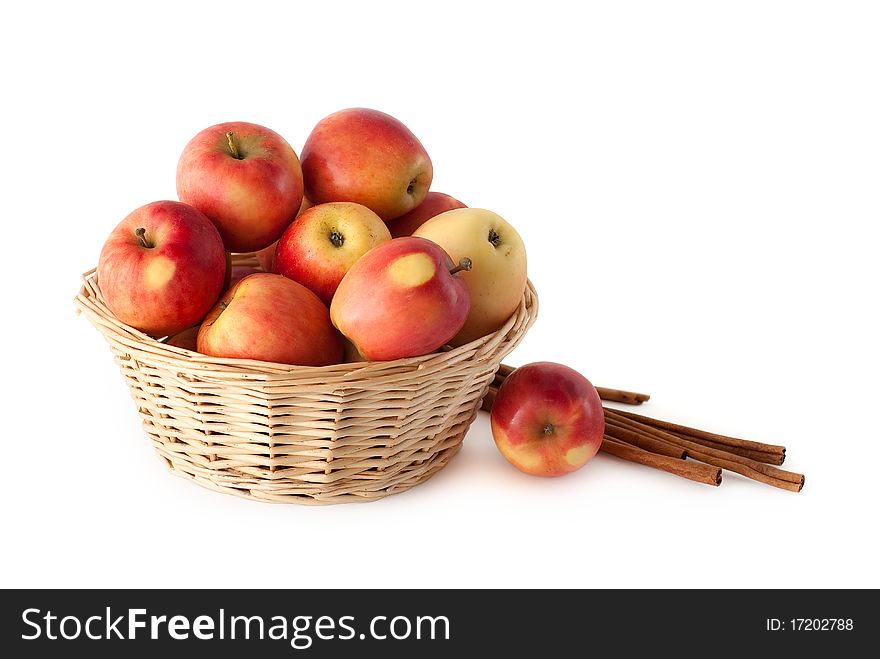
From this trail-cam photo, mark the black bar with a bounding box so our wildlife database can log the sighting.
[0,589,873,657]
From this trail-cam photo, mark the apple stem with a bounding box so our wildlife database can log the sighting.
[135,227,153,248]
[225,131,241,159]
[449,257,472,276]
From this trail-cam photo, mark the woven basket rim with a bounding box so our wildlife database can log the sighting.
[74,256,539,380]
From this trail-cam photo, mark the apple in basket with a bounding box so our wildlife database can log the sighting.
[97,200,226,337]
[414,208,527,345]
[197,273,343,366]
[176,121,304,252]
[300,108,433,221]
[490,362,604,476]
[330,237,471,361]
[256,195,312,273]
[386,191,467,238]
[275,202,392,305]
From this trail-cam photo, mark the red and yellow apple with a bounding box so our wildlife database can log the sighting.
[490,362,604,477]
[330,237,471,361]
[414,208,527,345]
[386,192,466,238]
[197,273,343,366]
[300,108,433,221]
[274,202,391,305]
[176,121,304,252]
[255,195,312,273]
[97,200,226,336]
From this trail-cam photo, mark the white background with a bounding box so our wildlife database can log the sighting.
[2,0,878,589]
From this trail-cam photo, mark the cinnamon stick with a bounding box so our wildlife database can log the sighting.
[610,405,786,464]
[494,364,650,406]
[604,409,805,492]
[604,419,686,459]
[610,408,786,457]
[604,410,792,480]
[683,446,804,493]
[601,437,722,486]
[596,387,651,405]
[662,431,785,466]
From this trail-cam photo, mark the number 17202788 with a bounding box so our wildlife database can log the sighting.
[766,619,854,631]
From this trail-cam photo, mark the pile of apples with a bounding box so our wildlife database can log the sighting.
[97,108,528,366]
[97,108,607,480]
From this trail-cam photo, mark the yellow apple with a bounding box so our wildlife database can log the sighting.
[413,208,527,345]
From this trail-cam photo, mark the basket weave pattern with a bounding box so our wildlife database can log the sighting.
[75,254,537,504]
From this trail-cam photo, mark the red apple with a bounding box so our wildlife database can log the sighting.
[97,200,226,336]
[255,195,312,273]
[386,192,466,238]
[176,121,304,252]
[490,362,604,477]
[274,202,391,305]
[197,273,343,366]
[330,237,471,361]
[300,108,433,221]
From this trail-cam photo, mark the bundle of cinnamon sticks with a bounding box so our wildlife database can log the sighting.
[481,364,805,492]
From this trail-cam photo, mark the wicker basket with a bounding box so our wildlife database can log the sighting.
[74,253,538,504]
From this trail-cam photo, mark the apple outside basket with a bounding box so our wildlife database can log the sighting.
[74,253,538,504]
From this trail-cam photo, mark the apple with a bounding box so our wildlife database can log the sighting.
[97,200,226,336]
[274,202,392,305]
[176,121,304,252]
[490,362,604,477]
[197,273,343,366]
[330,237,471,361]
[256,195,312,273]
[165,325,200,352]
[386,192,466,238]
[413,208,527,345]
[300,108,433,221]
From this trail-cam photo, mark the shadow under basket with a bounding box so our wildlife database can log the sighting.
[74,254,538,505]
